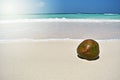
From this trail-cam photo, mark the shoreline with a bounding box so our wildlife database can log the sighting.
[1,18,120,23]
[0,38,120,43]
[0,18,120,40]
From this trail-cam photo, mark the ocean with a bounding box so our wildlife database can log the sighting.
[0,13,120,20]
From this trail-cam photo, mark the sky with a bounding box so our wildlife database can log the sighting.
[0,0,120,14]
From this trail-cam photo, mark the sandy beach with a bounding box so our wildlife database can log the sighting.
[0,19,120,80]
[0,39,120,80]
[0,19,120,40]
[0,0,120,79]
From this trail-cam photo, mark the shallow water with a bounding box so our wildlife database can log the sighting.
[0,13,120,20]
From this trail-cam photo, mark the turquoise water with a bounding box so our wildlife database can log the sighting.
[0,13,120,20]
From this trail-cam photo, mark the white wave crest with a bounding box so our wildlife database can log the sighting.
[0,18,120,23]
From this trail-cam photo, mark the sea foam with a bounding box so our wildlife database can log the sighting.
[0,18,120,23]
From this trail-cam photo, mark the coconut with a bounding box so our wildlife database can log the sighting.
[77,39,100,60]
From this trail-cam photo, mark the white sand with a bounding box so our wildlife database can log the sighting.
[0,39,120,80]
[0,19,120,80]
[0,19,120,39]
